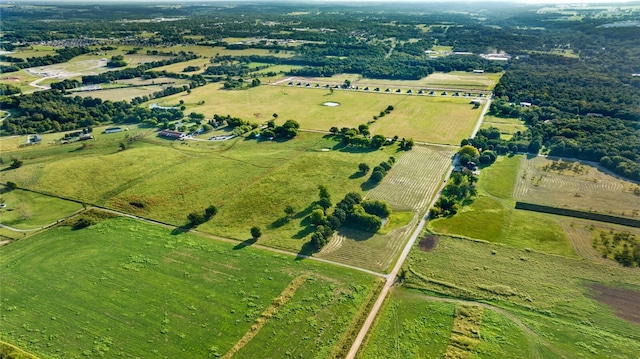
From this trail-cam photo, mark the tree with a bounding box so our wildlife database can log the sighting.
[6,181,17,190]
[310,208,327,226]
[318,184,331,200]
[329,126,339,135]
[10,158,23,169]
[284,204,295,218]
[358,163,370,174]
[370,134,386,149]
[250,226,262,240]
[370,170,385,183]
[459,145,480,158]
[318,197,332,210]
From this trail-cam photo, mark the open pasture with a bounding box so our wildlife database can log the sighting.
[1,132,398,254]
[157,83,479,144]
[514,156,640,219]
[0,217,380,358]
[0,69,40,93]
[0,187,82,230]
[2,46,57,59]
[429,155,575,256]
[402,235,640,358]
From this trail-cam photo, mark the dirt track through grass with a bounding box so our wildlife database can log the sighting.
[222,275,309,358]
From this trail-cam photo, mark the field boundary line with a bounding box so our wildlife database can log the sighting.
[0,340,40,359]
[221,275,309,358]
[0,183,388,278]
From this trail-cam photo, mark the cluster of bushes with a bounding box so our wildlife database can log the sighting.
[593,231,640,268]
[431,170,478,218]
[309,188,391,250]
[0,83,21,95]
[457,144,496,168]
[257,119,299,140]
[183,65,201,72]
[369,157,396,184]
[107,55,127,68]
[187,205,217,226]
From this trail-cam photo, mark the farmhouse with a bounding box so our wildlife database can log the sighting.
[158,130,186,140]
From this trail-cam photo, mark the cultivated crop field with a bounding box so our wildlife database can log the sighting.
[400,235,640,358]
[0,187,82,230]
[0,217,381,358]
[429,155,575,256]
[514,156,640,219]
[156,83,480,144]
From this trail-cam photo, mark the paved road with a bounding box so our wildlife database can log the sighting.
[345,155,457,359]
[470,94,492,139]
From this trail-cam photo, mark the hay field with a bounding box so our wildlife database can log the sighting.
[317,145,454,272]
[429,155,575,256]
[399,235,640,358]
[514,156,640,219]
[360,290,539,358]
[156,83,479,144]
[0,217,380,358]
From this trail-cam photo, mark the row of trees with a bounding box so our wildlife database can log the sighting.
[0,47,90,72]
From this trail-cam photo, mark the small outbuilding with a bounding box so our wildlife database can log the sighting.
[158,130,186,140]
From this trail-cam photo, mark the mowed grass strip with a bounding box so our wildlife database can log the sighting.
[445,305,483,359]
[0,217,380,358]
[221,275,309,358]
[404,236,640,358]
[0,187,83,230]
[429,155,575,256]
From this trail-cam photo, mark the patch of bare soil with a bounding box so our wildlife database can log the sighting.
[418,234,439,252]
[590,283,640,324]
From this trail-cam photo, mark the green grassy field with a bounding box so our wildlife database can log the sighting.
[359,290,456,358]
[400,235,640,358]
[0,188,82,230]
[360,289,542,359]
[155,83,479,144]
[429,155,575,256]
[0,217,381,358]
[1,132,398,254]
